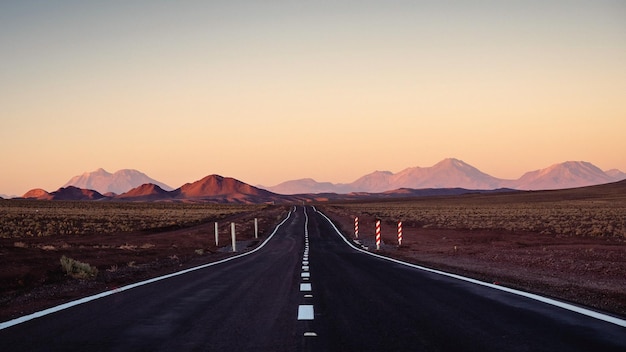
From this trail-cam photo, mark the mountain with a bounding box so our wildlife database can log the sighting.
[266,158,504,194]
[511,161,616,190]
[23,186,104,200]
[116,183,172,201]
[171,175,287,203]
[63,168,173,195]
[262,158,625,194]
[263,178,349,195]
[605,169,626,181]
[21,175,291,204]
[349,171,394,193]
[22,188,53,200]
[50,186,105,200]
[362,158,502,192]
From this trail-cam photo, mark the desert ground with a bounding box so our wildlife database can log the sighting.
[0,201,289,321]
[1,182,625,322]
[319,182,626,317]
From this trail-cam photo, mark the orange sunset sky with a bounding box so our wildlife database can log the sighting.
[1,1,625,196]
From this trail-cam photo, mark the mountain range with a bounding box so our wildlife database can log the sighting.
[263,159,626,194]
[14,159,626,203]
[23,175,290,204]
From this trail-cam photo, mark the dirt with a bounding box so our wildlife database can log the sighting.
[321,207,626,318]
[2,204,625,323]
[0,206,289,322]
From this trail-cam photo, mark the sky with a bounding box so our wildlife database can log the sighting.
[1,0,625,196]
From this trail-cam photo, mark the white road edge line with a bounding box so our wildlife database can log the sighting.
[314,208,626,328]
[0,209,296,330]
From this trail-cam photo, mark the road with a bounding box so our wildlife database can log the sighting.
[1,206,625,351]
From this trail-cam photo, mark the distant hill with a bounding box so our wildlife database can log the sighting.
[21,175,288,204]
[605,169,626,181]
[262,158,625,194]
[116,175,291,204]
[22,188,54,200]
[510,161,615,190]
[263,178,349,195]
[171,175,285,203]
[116,183,172,201]
[63,168,173,194]
[23,186,104,200]
[355,158,503,192]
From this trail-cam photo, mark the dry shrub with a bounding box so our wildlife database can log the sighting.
[13,241,27,248]
[60,255,98,279]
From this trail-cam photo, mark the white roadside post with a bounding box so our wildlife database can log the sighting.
[397,221,403,246]
[254,218,258,239]
[214,222,219,247]
[375,219,381,250]
[354,216,359,239]
[231,222,236,252]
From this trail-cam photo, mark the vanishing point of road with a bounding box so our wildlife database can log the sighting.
[1,206,625,351]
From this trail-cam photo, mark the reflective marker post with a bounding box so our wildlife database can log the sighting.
[215,222,219,246]
[231,222,236,252]
[397,221,403,246]
[375,219,381,250]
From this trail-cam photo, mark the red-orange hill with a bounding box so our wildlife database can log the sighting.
[169,175,282,203]
[115,183,172,201]
[22,186,104,201]
[175,175,271,197]
[117,175,288,203]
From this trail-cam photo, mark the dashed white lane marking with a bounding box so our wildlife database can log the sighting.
[299,207,317,336]
[298,305,315,320]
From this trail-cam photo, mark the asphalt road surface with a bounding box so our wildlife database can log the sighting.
[1,206,625,351]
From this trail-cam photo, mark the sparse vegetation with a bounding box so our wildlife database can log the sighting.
[325,191,626,239]
[0,200,266,238]
[60,255,98,279]
[13,241,27,248]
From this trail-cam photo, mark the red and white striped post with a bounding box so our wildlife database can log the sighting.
[397,221,403,246]
[375,219,381,250]
[354,216,359,239]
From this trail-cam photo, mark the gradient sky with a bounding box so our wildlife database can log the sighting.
[1,1,625,195]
